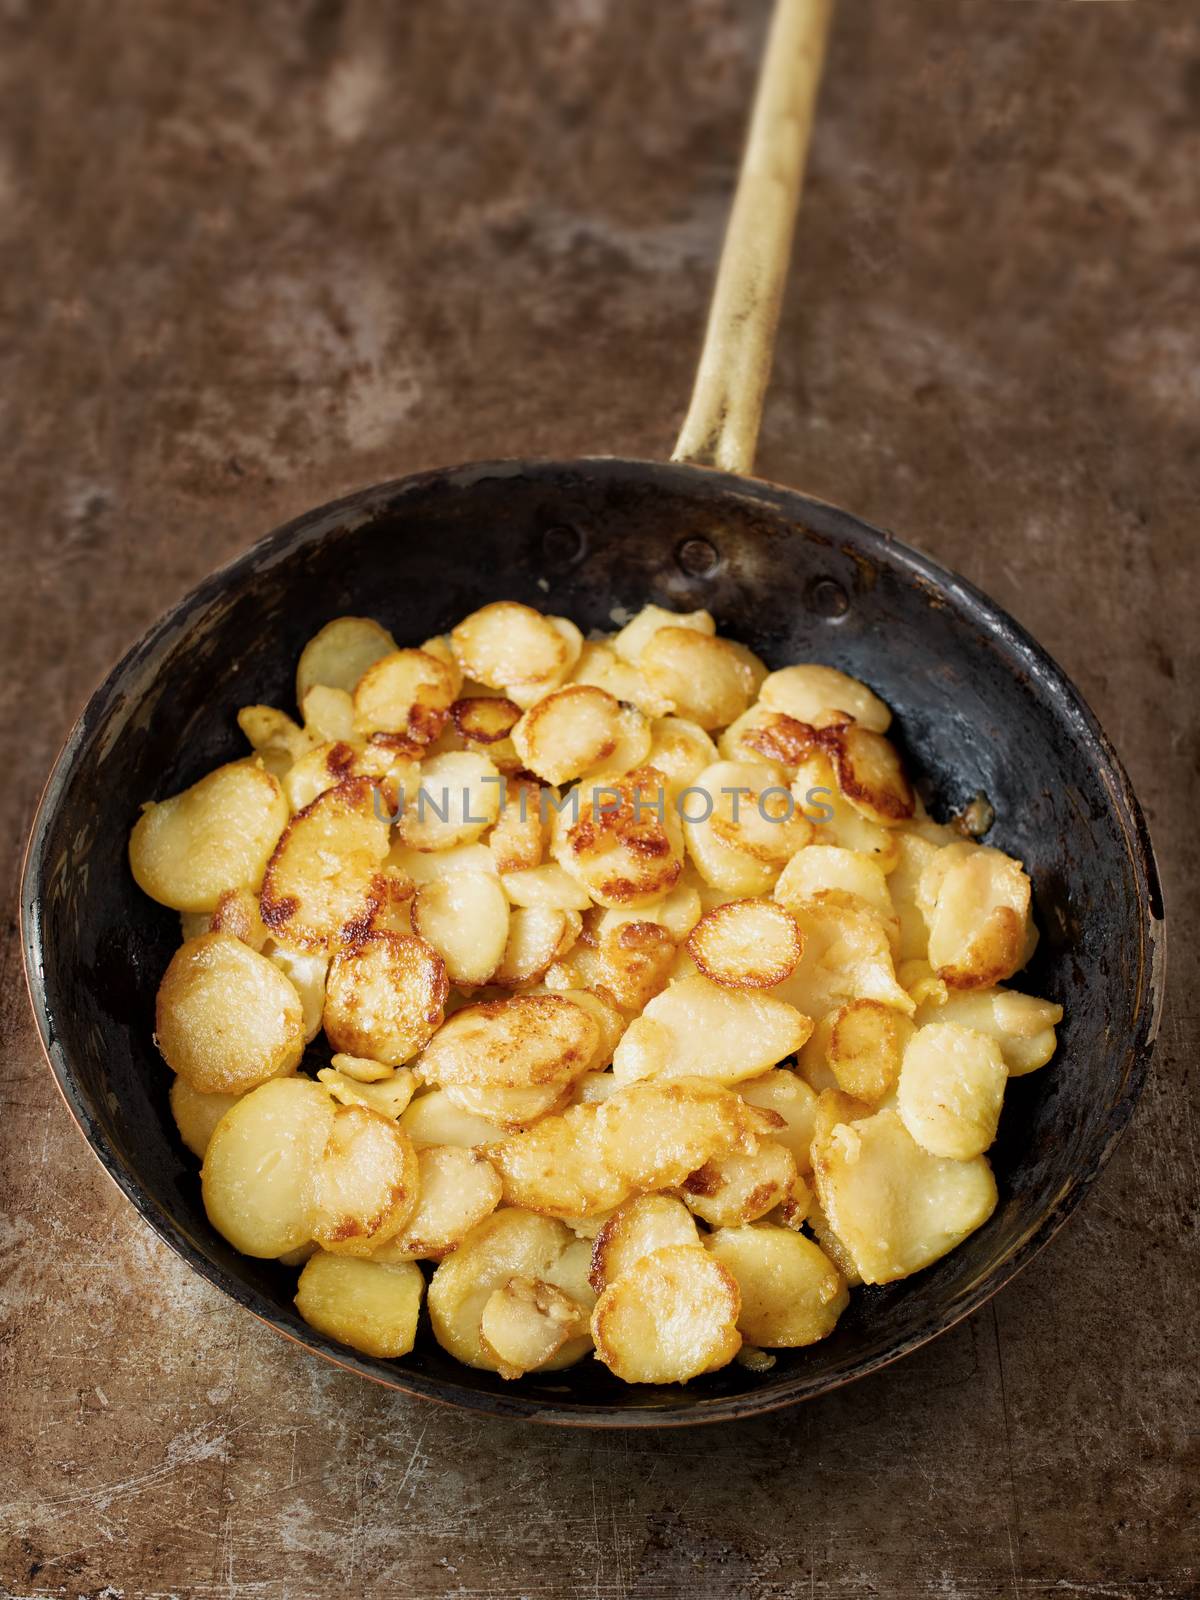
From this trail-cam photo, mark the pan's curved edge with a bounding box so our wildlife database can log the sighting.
[19,455,1166,1427]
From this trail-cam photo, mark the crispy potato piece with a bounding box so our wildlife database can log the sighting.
[310,1104,419,1256]
[207,887,270,950]
[396,751,503,851]
[792,752,900,868]
[502,862,595,911]
[706,1224,848,1347]
[760,665,891,733]
[821,725,914,824]
[914,986,1062,1076]
[553,766,685,909]
[513,685,625,786]
[554,986,627,1070]
[202,1077,334,1257]
[613,603,714,662]
[774,844,897,934]
[591,1245,741,1383]
[282,736,421,816]
[300,684,357,744]
[170,1077,241,1160]
[316,1065,417,1120]
[401,1088,508,1149]
[596,879,704,945]
[295,1251,424,1358]
[682,1140,798,1228]
[773,903,914,1021]
[589,1194,700,1291]
[646,716,720,795]
[427,1207,584,1371]
[130,761,289,913]
[920,844,1034,989]
[488,778,549,873]
[479,1275,591,1379]
[737,1069,819,1174]
[568,920,678,1014]
[411,871,510,985]
[571,641,673,717]
[352,648,457,744]
[492,906,576,987]
[416,994,599,1090]
[719,706,819,769]
[612,971,810,1088]
[812,1107,997,1284]
[451,602,578,702]
[419,633,464,696]
[688,899,802,989]
[897,1022,1008,1159]
[804,1194,863,1287]
[238,705,317,777]
[640,629,757,730]
[449,694,523,772]
[682,761,809,897]
[156,933,305,1094]
[259,777,390,954]
[323,931,447,1066]
[372,1145,502,1261]
[296,616,397,706]
[804,998,914,1105]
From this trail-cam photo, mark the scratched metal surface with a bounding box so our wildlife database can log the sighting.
[1,1,1196,1595]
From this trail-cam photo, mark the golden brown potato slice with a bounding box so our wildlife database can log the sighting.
[914,986,1062,1075]
[411,870,510,985]
[792,752,900,868]
[479,1275,591,1379]
[568,920,678,1015]
[322,930,446,1066]
[449,694,523,771]
[681,1140,798,1228]
[612,971,810,1088]
[310,1104,419,1256]
[737,1069,819,1174]
[259,777,391,954]
[316,1065,417,1120]
[612,603,714,663]
[640,629,758,731]
[130,761,289,913]
[773,903,914,1021]
[897,1022,1007,1159]
[156,933,305,1094]
[645,716,720,795]
[882,831,941,961]
[820,725,914,824]
[352,648,457,744]
[416,994,599,1091]
[920,843,1034,989]
[803,998,914,1105]
[812,1107,998,1284]
[596,879,704,944]
[202,1077,334,1258]
[588,1194,700,1292]
[207,887,270,950]
[488,778,549,873]
[760,664,891,733]
[706,1224,848,1347]
[400,1088,508,1149]
[591,1245,741,1383]
[552,766,685,909]
[390,839,498,884]
[718,705,819,770]
[419,633,465,696]
[295,616,397,706]
[294,1251,423,1359]
[395,751,503,852]
[804,1193,863,1287]
[501,862,594,911]
[682,760,808,897]
[513,685,625,786]
[571,641,673,718]
[281,736,421,817]
[371,1145,503,1261]
[450,601,578,701]
[169,1077,241,1160]
[687,899,802,989]
[491,906,576,987]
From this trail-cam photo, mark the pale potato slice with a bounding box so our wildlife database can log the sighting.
[640,629,757,730]
[804,1194,863,1288]
[682,762,802,897]
[130,761,289,913]
[760,664,891,733]
[310,1104,419,1256]
[372,1145,502,1261]
[773,903,913,1021]
[488,779,548,873]
[445,1080,570,1131]
[506,616,584,708]
[805,998,914,1105]
[420,633,465,696]
[646,717,720,795]
[479,1275,591,1379]
[170,1077,241,1160]
[821,725,914,824]
[323,931,448,1066]
[411,871,511,985]
[774,844,896,932]
[396,751,503,851]
[294,1251,423,1359]
[792,752,900,868]
[687,899,802,989]
[156,933,305,1094]
[513,685,625,786]
[898,957,949,1010]
[920,844,1033,989]
[888,831,941,960]
[812,1107,998,1284]
[591,1245,741,1383]
[207,887,269,950]
[596,878,704,943]
[501,862,594,911]
[265,945,329,1042]
[300,684,357,744]
[282,737,421,816]
[571,641,673,717]
[259,777,390,954]
[202,1077,334,1258]
[316,1065,417,1120]
[427,1207,581,1370]
[554,986,627,1070]
[329,1051,393,1082]
[588,1195,700,1291]
[706,1224,848,1347]
[451,602,573,697]
[416,994,599,1090]
[552,767,685,909]
[401,1087,508,1149]
[492,906,574,987]
[571,1069,623,1105]
[567,920,678,1014]
[237,705,316,777]
[737,1069,819,1174]
[391,840,499,884]
[914,986,1062,1075]
[296,616,396,706]
[612,972,810,1088]
[682,1140,798,1228]
[352,648,457,744]
[897,1022,1008,1159]
[612,603,714,662]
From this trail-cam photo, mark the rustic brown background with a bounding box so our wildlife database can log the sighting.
[2,1,1197,1596]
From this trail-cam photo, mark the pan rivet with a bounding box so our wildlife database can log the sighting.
[541,524,586,568]
[676,537,721,578]
[808,576,849,619]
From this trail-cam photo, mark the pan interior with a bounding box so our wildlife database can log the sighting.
[23,458,1159,1423]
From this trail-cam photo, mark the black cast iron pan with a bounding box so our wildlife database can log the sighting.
[20,0,1164,1426]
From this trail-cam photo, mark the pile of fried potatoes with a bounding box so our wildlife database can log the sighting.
[130,600,1063,1384]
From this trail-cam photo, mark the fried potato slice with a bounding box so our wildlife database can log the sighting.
[238,705,317,777]
[316,1065,417,1120]
[719,706,819,770]
[170,1077,241,1160]
[897,1022,1008,1159]
[488,778,549,873]
[202,1077,335,1257]
[596,878,704,944]
[612,971,810,1088]
[207,887,270,950]
[821,725,914,824]
[920,843,1034,989]
[492,906,577,987]
[444,1080,571,1131]
[501,862,594,911]
[774,844,897,933]
[812,1107,997,1284]
[296,616,397,706]
[773,903,914,1021]
[706,1224,848,1347]
[310,1104,420,1256]
[294,1251,423,1359]
[266,945,329,1042]
[352,648,457,744]
[411,870,510,985]
[682,761,808,896]
[888,832,941,960]
[396,751,503,852]
[646,716,720,795]
[323,931,447,1066]
[568,920,678,1014]
[400,1088,509,1150]
[282,736,421,816]
[427,1207,582,1370]
[513,685,626,786]
[591,1245,741,1383]
[329,1051,394,1083]
[259,777,390,954]
[803,998,914,1105]
[479,1275,591,1379]
[682,1139,798,1228]
[612,603,714,659]
[687,899,802,989]
[450,694,523,771]
[552,766,685,909]
[914,986,1062,1076]
[371,1145,502,1262]
[760,664,891,733]
[416,993,599,1091]
[300,684,357,744]
[451,602,578,701]
[130,761,289,913]
[571,641,674,718]
[588,1194,700,1292]
[792,752,900,868]
[640,629,758,730]
[737,1069,819,1174]
[156,933,305,1094]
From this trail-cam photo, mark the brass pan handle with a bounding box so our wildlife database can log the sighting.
[672,0,833,476]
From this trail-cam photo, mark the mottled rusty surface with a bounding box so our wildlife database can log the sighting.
[1,0,1197,1595]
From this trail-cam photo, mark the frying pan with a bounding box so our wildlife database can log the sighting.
[21,0,1163,1426]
